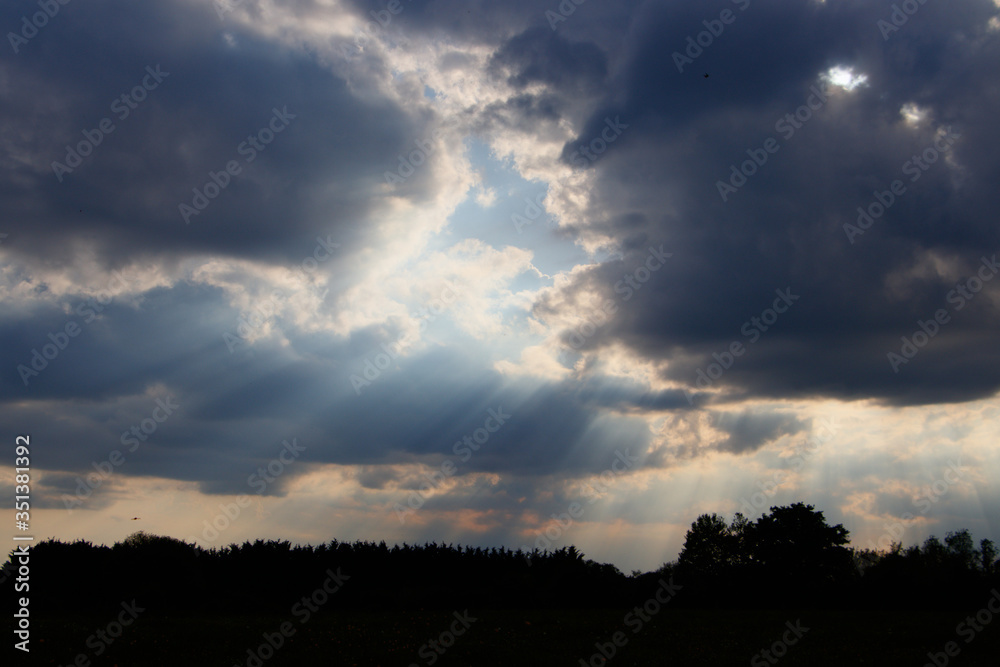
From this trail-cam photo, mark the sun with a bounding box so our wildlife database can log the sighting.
[823,66,868,92]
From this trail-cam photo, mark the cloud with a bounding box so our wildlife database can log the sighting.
[712,409,810,455]
[511,0,1000,406]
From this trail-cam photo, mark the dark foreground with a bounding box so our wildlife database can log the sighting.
[21,608,1000,666]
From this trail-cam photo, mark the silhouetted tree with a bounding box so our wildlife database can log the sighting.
[980,539,998,574]
[945,529,976,570]
[749,503,851,582]
[5,506,996,615]
[672,503,854,605]
[676,513,733,579]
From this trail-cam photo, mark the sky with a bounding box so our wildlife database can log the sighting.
[2,0,999,574]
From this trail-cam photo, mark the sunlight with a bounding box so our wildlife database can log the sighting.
[900,102,928,127]
[823,66,868,92]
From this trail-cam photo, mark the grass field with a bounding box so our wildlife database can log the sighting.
[21,607,1000,666]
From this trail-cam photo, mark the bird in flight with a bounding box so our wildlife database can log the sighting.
[130,517,140,520]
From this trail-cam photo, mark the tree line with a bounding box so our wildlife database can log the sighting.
[657,502,999,609]
[4,502,997,614]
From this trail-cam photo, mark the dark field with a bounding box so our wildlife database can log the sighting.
[24,608,1000,666]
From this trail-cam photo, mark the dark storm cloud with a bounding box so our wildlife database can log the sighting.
[0,0,516,498]
[5,474,122,511]
[0,273,656,504]
[0,279,339,499]
[355,465,401,490]
[309,347,654,477]
[533,0,1000,406]
[574,381,693,412]
[392,468,648,550]
[0,0,416,270]
[711,409,809,455]
[488,25,608,96]
[475,26,611,134]
[342,0,642,78]
[477,92,563,132]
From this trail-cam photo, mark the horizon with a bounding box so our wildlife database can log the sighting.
[13,499,988,577]
[3,0,1000,578]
